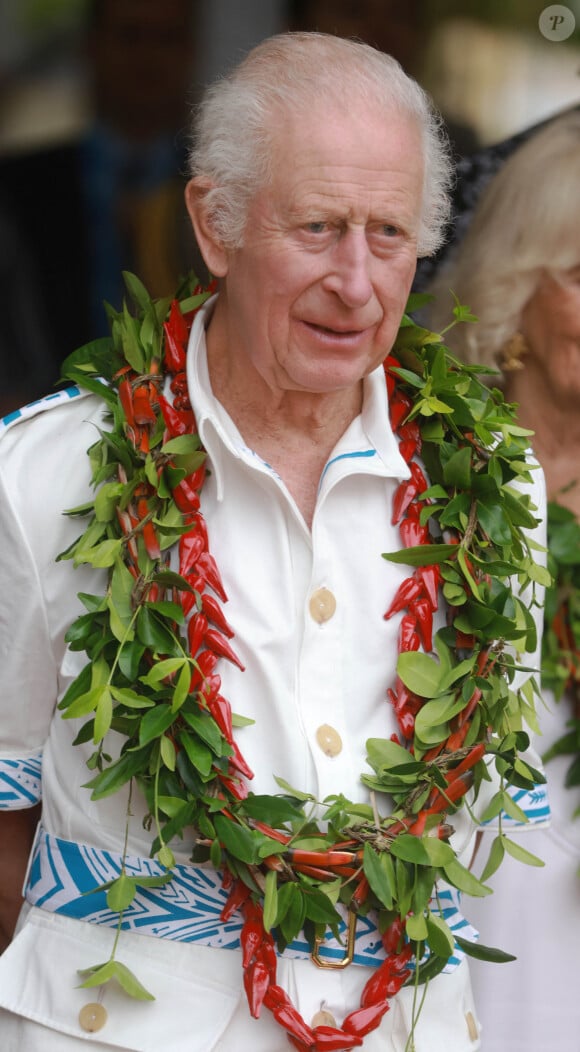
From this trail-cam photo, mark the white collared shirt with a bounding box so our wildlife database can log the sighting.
[0,300,546,1050]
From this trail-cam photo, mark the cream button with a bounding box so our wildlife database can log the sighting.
[311,1009,337,1028]
[309,587,337,624]
[465,1011,478,1041]
[316,723,343,757]
[79,1003,108,1032]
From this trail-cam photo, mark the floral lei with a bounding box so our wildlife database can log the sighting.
[541,501,580,803]
[58,273,548,1051]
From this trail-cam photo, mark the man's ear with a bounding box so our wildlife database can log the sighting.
[185,177,229,278]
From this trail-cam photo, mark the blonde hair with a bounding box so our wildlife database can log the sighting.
[189,32,452,257]
[428,109,580,369]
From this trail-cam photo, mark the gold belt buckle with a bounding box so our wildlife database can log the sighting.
[311,908,357,970]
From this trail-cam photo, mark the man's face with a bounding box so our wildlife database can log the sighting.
[217,100,424,396]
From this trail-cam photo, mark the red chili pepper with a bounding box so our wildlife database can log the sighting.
[389,391,413,431]
[170,371,189,395]
[196,551,228,602]
[252,821,291,845]
[218,773,248,800]
[399,513,429,548]
[398,614,420,652]
[201,593,235,637]
[179,533,206,576]
[360,948,412,1008]
[198,673,222,704]
[391,462,428,524]
[118,377,135,427]
[220,878,251,922]
[287,849,357,867]
[191,512,209,548]
[243,957,271,1018]
[204,628,245,670]
[173,474,203,514]
[382,915,405,954]
[240,904,264,968]
[228,740,254,780]
[263,986,316,1046]
[136,497,161,560]
[313,1026,363,1050]
[189,649,218,690]
[351,873,370,907]
[157,393,194,437]
[187,612,208,657]
[206,693,234,741]
[256,937,278,982]
[398,420,421,449]
[343,1001,391,1038]
[409,597,433,652]
[132,384,157,425]
[418,564,440,610]
[163,300,189,372]
[384,575,423,619]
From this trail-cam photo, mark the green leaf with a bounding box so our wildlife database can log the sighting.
[242,795,304,826]
[397,651,443,698]
[421,837,455,866]
[406,910,428,941]
[502,837,545,867]
[138,705,176,746]
[426,911,455,958]
[443,858,492,897]
[363,843,395,909]
[75,538,123,569]
[109,960,155,1000]
[106,874,137,912]
[390,834,431,865]
[94,687,113,743]
[160,734,176,771]
[123,270,153,312]
[178,730,213,777]
[383,543,458,567]
[213,815,259,865]
[479,834,505,882]
[136,608,180,652]
[454,934,516,964]
[263,869,278,932]
[141,657,188,686]
[443,446,472,489]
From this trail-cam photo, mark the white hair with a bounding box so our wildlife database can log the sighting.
[188,32,452,257]
[428,109,580,370]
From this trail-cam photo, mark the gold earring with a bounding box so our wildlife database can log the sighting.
[497,332,528,372]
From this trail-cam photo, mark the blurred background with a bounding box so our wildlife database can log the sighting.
[1,0,579,412]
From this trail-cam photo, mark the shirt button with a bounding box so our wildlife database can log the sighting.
[316,723,343,757]
[311,1009,337,1028]
[309,587,337,624]
[79,1003,108,1032]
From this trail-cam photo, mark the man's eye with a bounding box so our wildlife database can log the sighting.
[381,224,399,237]
[306,222,327,234]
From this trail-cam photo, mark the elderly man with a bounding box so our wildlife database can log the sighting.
[0,32,545,1052]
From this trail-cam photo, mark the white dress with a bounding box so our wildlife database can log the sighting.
[467,689,580,1050]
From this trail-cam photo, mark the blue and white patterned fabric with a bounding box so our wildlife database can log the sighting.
[0,756,42,809]
[498,783,551,827]
[26,828,477,973]
[0,384,85,436]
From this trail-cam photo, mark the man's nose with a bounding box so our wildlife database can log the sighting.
[324,228,373,308]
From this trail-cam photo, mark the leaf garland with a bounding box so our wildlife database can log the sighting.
[57,274,547,1035]
[541,500,580,801]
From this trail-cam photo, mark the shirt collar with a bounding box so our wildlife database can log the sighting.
[185,297,411,498]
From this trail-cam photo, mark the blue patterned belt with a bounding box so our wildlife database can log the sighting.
[25,828,476,971]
